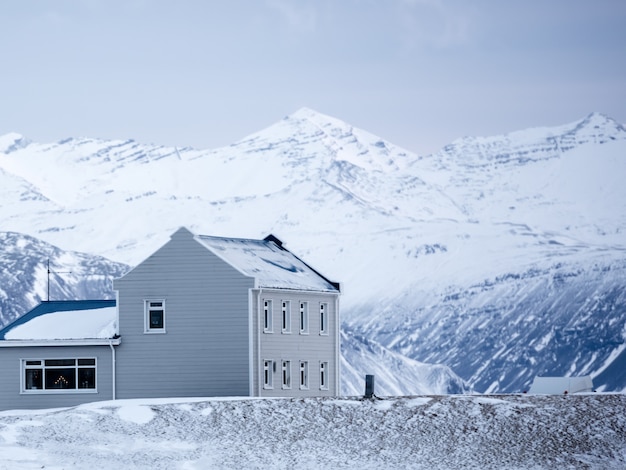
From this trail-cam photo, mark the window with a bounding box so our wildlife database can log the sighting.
[299,361,309,389]
[281,360,291,389]
[145,300,165,333]
[299,302,309,334]
[320,302,329,335]
[263,360,274,389]
[281,301,291,333]
[22,358,96,393]
[263,300,273,333]
[320,362,329,390]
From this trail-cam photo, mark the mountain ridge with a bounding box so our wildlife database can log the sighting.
[0,108,624,393]
[0,231,128,327]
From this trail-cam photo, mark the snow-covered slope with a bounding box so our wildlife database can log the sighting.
[1,108,625,394]
[0,395,624,469]
[340,328,469,396]
[0,232,128,327]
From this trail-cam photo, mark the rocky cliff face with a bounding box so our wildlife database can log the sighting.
[0,231,128,328]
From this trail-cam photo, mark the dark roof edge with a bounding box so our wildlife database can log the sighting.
[263,234,284,248]
[264,234,341,293]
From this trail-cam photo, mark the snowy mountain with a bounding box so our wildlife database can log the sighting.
[340,328,470,395]
[0,108,625,394]
[0,232,128,327]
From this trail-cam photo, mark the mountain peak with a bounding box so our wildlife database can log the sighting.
[0,132,30,154]
[575,111,626,135]
[287,107,328,120]
[284,107,348,131]
[444,111,625,162]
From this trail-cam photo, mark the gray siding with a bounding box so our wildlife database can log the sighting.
[0,345,114,411]
[113,228,254,399]
[252,289,340,397]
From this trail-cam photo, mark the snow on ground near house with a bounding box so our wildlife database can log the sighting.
[0,394,624,469]
[3,307,117,340]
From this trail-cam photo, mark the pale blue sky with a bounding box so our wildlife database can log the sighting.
[1,0,624,155]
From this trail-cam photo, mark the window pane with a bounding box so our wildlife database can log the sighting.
[45,359,75,367]
[78,358,96,366]
[150,310,164,328]
[320,362,328,389]
[282,301,290,332]
[320,303,328,333]
[264,360,273,388]
[78,368,96,389]
[25,369,43,390]
[282,361,291,388]
[300,361,308,388]
[263,300,273,332]
[25,360,41,366]
[45,368,76,389]
[300,302,308,332]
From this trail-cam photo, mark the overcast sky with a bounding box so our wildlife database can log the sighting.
[1,0,625,155]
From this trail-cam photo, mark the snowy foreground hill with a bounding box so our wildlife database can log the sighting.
[0,395,624,469]
[0,108,625,394]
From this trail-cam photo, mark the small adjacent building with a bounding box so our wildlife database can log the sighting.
[528,376,594,394]
[0,227,341,410]
[0,300,119,410]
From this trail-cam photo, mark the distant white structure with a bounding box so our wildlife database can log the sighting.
[528,376,594,394]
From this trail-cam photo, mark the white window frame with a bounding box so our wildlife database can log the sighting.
[281,301,291,334]
[299,360,309,390]
[144,299,166,334]
[299,301,309,335]
[21,358,97,394]
[263,360,274,389]
[320,361,329,390]
[263,299,273,333]
[281,360,291,389]
[319,302,329,335]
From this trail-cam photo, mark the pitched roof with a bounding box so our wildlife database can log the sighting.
[194,231,340,293]
[0,300,117,341]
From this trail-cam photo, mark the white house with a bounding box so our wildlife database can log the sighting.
[0,227,341,410]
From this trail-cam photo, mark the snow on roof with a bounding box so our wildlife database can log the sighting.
[1,301,117,341]
[195,234,339,292]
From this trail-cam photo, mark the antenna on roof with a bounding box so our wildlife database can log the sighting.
[46,259,72,302]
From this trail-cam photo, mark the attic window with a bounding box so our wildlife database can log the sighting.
[145,300,166,333]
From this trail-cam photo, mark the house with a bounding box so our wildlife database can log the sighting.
[0,227,341,410]
[527,376,594,394]
[0,300,119,410]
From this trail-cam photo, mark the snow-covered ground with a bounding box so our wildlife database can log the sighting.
[0,394,624,469]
